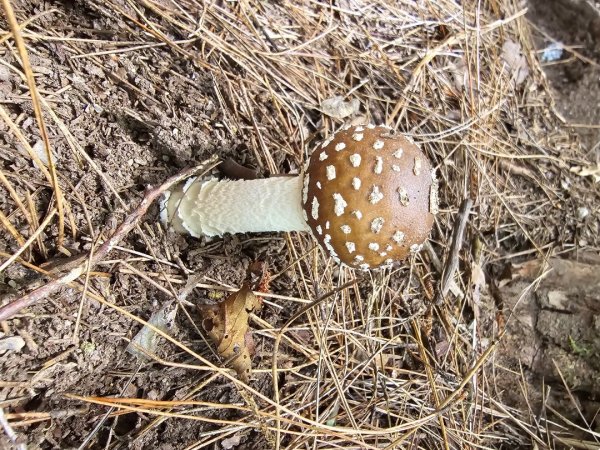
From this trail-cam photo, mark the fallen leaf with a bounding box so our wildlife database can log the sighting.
[221,434,241,449]
[501,39,529,85]
[0,335,25,353]
[126,302,177,362]
[451,57,468,92]
[435,340,450,359]
[199,284,262,382]
[320,96,360,119]
[570,164,600,183]
[471,262,486,289]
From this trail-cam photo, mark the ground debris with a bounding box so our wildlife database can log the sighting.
[320,96,360,120]
[501,39,530,84]
[0,335,25,353]
[497,257,600,433]
[126,302,177,362]
[199,284,262,382]
[0,0,598,448]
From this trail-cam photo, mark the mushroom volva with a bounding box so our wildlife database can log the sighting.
[161,124,439,269]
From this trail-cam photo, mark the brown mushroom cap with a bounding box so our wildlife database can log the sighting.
[301,124,438,270]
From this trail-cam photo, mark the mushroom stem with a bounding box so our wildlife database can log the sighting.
[162,176,310,237]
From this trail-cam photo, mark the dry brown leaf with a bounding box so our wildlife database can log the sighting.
[570,164,600,183]
[501,39,529,85]
[126,302,177,362]
[320,96,360,119]
[221,434,242,449]
[199,284,262,382]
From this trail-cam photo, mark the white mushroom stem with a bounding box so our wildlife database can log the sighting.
[161,176,310,237]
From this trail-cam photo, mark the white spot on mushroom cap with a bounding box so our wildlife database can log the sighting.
[359,263,370,270]
[349,154,361,167]
[333,193,347,216]
[392,230,405,244]
[319,152,328,161]
[326,165,336,180]
[326,221,330,229]
[340,224,351,234]
[379,252,387,257]
[371,217,385,233]
[352,177,361,190]
[393,149,403,159]
[368,242,380,251]
[321,137,334,148]
[367,124,376,129]
[345,242,356,253]
[385,244,393,251]
[397,186,409,206]
[352,210,363,220]
[316,225,323,235]
[352,133,364,141]
[311,197,320,220]
[369,185,384,204]
[392,165,401,172]
[414,157,422,176]
[373,140,384,150]
[354,255,364,262]
[335,142,346,152]
[374,157,383,174]
[385,258,394,264]
[355,126,364,132]
[323,233,337,257]
[316,181,322,190]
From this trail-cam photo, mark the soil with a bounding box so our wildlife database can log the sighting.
[496,256,600,440]
[0,1,259,448]
[528,0,600,154]
[0,0,598,449]
[492,0,600,442]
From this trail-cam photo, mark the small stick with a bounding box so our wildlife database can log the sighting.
[0,156,219,322]
[436,198,473,304]
[0,407,26,450]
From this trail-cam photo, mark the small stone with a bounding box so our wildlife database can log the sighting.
[577,207,589,220]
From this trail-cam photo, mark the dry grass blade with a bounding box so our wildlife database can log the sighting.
[0,208,55,272]
[1,0,65,247]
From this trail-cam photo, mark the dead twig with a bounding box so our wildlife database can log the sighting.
[436,198,473,304]
[0,407,26,450]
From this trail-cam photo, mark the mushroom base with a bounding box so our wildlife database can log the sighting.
[161,176,310,237]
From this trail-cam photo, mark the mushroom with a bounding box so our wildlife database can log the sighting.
[162,124,438,270]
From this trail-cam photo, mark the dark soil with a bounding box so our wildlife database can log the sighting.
[493,0,600,440]
[528,0,600,153]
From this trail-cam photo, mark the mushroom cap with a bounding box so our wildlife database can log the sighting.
[301,124,438,270]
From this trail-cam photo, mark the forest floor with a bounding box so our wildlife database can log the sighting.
[0,0,598,449]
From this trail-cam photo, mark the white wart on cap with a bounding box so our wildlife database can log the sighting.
[302,124,438,269]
